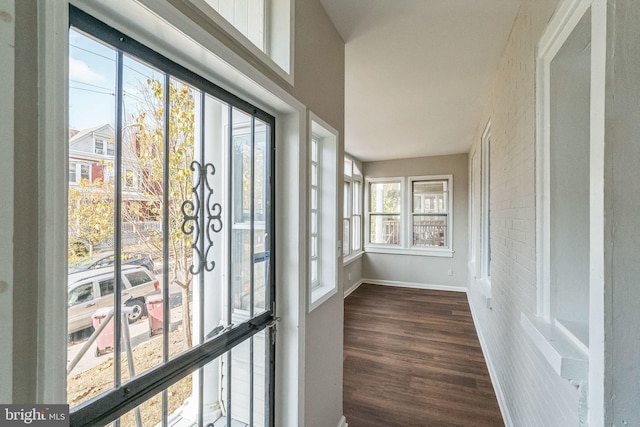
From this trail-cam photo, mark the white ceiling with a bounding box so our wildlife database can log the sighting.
[319,0,524,162]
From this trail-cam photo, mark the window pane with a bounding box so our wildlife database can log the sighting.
[412,215,448,247]
[99,279,115,297]
[352,215,361,251]
[344,181,351,217]
[311,212,317,234]
[343,219,350,257]
[413,180,448,214]
[353,162,362,178]
[344,158,352,177]
[311,236,317,258]
[311,137,318,162]
[311,163,318,186]
[80,163,90,180]
[353,180,361,215]
[311,187,317,210]
[311,258,318,284]
[370,182,401,213]
[369,214,400,244]
[254,119,269,314]
[68,27,117,406]
[204,0,266,51]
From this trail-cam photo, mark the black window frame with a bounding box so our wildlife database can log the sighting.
[68,6,277,426]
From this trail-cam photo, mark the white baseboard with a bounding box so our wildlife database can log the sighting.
[337,415,348,427]
[466,291,514,427]
[344,279,364,298]
[362,278,467,293]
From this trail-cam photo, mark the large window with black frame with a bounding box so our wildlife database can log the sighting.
[67,6,276,426]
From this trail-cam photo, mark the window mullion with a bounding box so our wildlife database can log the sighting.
[113,48,124,394]
[161,72,171,427]
[226,106,233,424]
[249,115,256,427]
[197,90,206,427]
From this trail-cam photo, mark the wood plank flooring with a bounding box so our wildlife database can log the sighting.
[343,284,504,427]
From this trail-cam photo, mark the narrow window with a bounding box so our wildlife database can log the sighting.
[481,122,491,280]
[368,180,401,245]
[343,180,351,257]
[351,178,362,253]
[80,163,90,181]
[310,136,320,287]
[94,138,105,154]
[69,162,78,183]
[308,113,338,311]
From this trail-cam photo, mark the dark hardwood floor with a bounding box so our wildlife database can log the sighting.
[343,284,504,427]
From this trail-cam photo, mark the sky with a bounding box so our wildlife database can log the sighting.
[69,28,163,132]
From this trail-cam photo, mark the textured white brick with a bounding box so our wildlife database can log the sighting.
[467,0,583,426]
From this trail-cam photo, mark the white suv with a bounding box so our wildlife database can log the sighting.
[68,265,160,334]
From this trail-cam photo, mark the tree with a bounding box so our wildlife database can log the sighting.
[123,78,197,347]
[68,178,114,261]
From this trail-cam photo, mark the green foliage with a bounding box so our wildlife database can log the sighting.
[68,178,114,259]
[370,182,401,213]
[124,78,197,347]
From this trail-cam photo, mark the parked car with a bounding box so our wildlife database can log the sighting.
[68,252,155,274]
[67,265,160,334]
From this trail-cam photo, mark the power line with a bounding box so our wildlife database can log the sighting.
[70,79,115,93]
[69,86,115,96]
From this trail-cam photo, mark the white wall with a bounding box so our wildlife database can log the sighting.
[604,1,640,423]
[12,0,40,403]
[0,0,15,404]
[466,0,586,426]
[362,153,468,289]
[292,1,346,426]
[343,257,362,296]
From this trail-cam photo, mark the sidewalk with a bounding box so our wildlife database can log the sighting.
[67,302,183,377]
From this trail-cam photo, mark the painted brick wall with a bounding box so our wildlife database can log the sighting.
[467,1,584,425]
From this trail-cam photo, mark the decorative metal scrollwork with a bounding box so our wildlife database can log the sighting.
[181,161,223,275]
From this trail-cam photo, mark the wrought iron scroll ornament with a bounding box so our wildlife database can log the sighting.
[181,161,223,275]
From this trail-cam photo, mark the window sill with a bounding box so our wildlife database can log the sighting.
[308,283,337,313]
[365,246,454,258]
[343,251,363,266]
[520,313,588,382]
